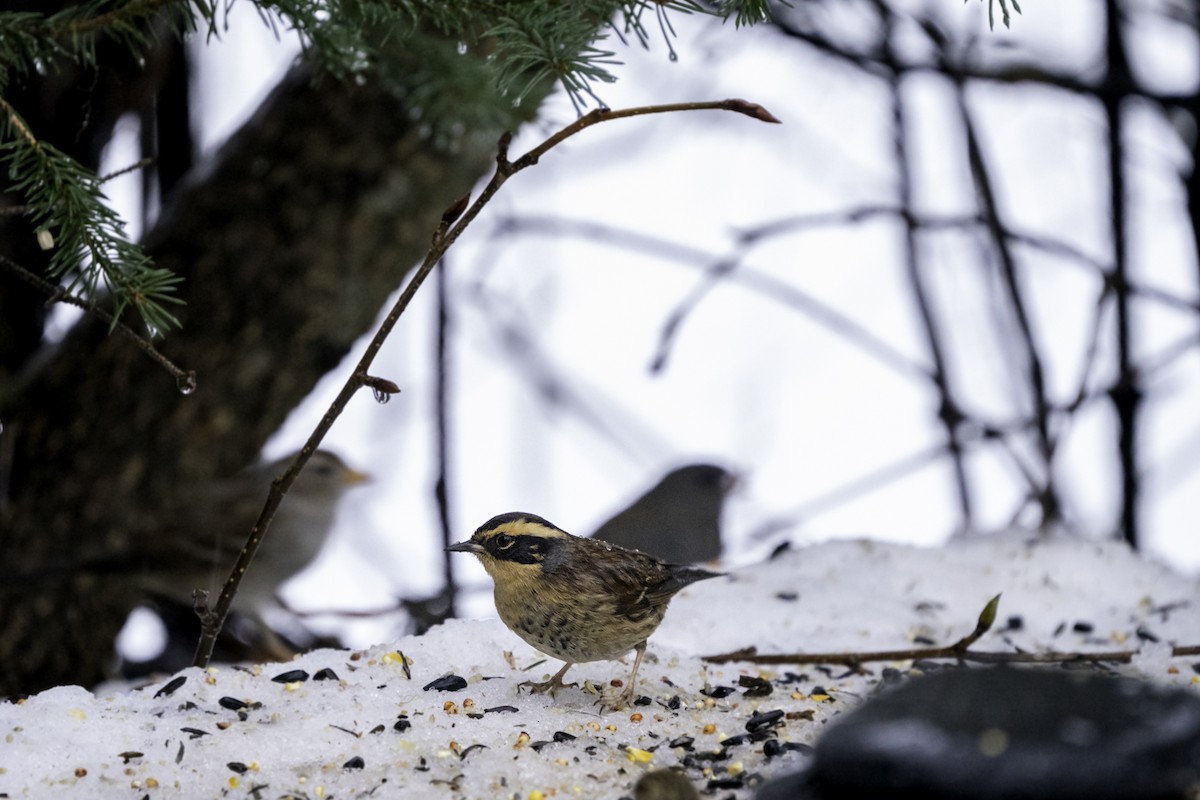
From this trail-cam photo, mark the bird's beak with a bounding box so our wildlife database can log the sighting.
[342,467,371,486]
[446,540,482,554]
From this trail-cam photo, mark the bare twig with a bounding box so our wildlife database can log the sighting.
[1102,0,1141,549]
[955,80,1061,528]
[760,4,1186,547]
[703,595,1200,668]
[464,283,663,460]
[703,642,1200,667]
[771,11,1197,109]
[191,98,782,669]
[0,254,192,384]
[747,440,953,541]
[744,411,1088,542]
[98,157,155,184]
[501,213,935,384]
[873,0,973,530]
[435,254,455,620]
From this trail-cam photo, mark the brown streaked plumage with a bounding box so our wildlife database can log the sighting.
[448,512,722,710]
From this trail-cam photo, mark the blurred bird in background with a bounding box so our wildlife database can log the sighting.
[589,464,736,564]
[126,449,368,671]
[137,449,368,613]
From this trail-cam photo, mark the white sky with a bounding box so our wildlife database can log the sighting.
[96,0,1200,650]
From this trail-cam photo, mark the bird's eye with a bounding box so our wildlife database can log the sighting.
[495,534,515,550]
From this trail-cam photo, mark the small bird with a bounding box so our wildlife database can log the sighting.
[138,449,369,613]
[11,449,369,611]
[9,450,369,672]
[591,464,735,564]
[447,512,722,710]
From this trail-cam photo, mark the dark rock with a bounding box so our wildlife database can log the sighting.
[757,667,1200,800]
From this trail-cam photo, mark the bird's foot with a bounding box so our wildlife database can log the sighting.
[518,676,579,697]
[595,682,638,713]
[518,662,576,698]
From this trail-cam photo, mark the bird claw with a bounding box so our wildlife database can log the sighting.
[594,685,637,713]
[518,678,578,698]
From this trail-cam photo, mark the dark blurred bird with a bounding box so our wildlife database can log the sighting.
[590,464,735,564]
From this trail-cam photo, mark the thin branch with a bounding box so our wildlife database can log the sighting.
[647,206,935,375]
[98,157,155,184]
[435,253,455,621]
[191,97,782,668]
[1185,92,1200,291]
[703,641,1200,667]
[1103,0,1140,549]
[747,440,953,541]
[769,12,1170,105]
[1062,288,1112,420]
[873,0,973,530]
[650,248,741,374]
[746,409,1080,543]
[464,282,664,460]
[500,213,936,384]
[956,80,1061,527]
[704,595,1200,668]
[513,100,779,170]
[0,254,192,385]
[1004,230,1200,315]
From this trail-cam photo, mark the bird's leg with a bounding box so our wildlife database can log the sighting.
[599,642,646,713]
[519,661,576,697]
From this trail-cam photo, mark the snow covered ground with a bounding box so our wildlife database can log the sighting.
[3,531,1197,799]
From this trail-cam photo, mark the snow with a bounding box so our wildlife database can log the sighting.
[4,533,1197,799]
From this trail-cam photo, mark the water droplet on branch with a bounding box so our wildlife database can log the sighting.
[177,371,197,395]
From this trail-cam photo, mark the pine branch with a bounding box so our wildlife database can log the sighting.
[0,0,775,346]
[0,0,200,84]
[0,96,181,335]
[0,254,191,383]
[976,0,1022,30]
